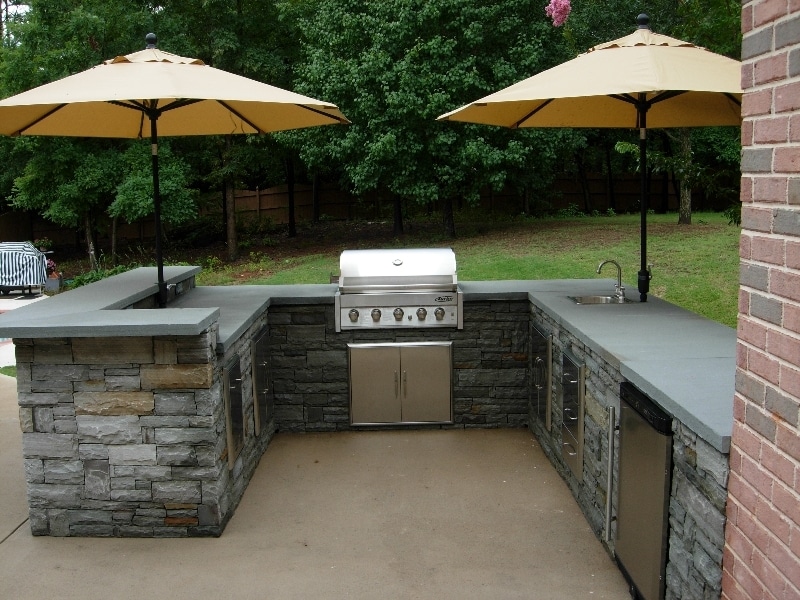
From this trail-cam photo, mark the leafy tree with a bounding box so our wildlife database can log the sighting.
[0,0,188,264]
[282,0,569,237]
[153,0,299,258]
[562,1,741,224]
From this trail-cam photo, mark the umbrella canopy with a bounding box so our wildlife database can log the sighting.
[438,15,742,300]
[0,33,349,305]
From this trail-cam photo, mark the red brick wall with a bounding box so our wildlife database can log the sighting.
[724,2,800,598]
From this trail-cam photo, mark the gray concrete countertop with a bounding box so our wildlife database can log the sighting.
[0,269,735,452]
[462,279,736,453]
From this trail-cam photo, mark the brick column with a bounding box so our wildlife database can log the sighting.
[723,3,800,598]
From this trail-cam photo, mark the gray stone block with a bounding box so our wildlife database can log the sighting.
[28,509,49,535]
[105,376,142,391]
[157,446,198,466]
[49,509,71,536]
[28,484,82,508]
[70,524,115,536]
[154,427,216,445]
[24,459,45,484]
[84,460,111,500]
[107,444,157,465]
[152,481,202,504]
[139,415,191,428]
[22,433,77,459]
[33,407,55,433]
[68,509,113,524]
[43,460,84,485]
[79,444,109,460]
[111,489,153,502]
[112,465,171,480]
[18,407,34,433]
[154,392,197,415]
[76,415,143,444]
[17,391,74,406]
[52,419,78,434]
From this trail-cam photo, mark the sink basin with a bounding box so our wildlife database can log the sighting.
[569,295,633,305]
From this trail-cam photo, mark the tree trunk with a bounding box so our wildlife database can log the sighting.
[84,213,98,271]
[604,140,616,212]
[224,135,238,261]
[523,185,530,214]
[678,128,692,225]
[575,151,591,213]
[312,173,320,223]
[111,216,117,263]
[392,195,403,235]
[225,178,237,260]
[442,197,456,238]
[286,156,296,238]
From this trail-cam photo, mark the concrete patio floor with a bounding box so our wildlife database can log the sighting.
[0,373,631,599]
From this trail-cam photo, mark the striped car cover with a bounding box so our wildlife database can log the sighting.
[0,241,47,287]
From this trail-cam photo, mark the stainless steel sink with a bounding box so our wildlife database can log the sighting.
[569,295,633,305]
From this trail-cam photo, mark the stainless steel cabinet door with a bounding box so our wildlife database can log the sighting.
[349,342,453,425]
[349,345,402,424]
[400,343,452,423]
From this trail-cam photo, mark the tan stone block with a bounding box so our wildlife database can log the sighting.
[72,337,154,365]
[164,516,199,527]
[74,391,154,415]
[140,364,213,390]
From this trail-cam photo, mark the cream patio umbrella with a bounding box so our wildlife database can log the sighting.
[438,14,742,301]
[0,33,349,306]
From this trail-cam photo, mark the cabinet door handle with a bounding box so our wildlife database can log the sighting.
[563,442,577,456]
[564,407,578,422]
[534,357,545,387]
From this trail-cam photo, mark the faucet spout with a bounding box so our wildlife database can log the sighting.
[597,260,625,301]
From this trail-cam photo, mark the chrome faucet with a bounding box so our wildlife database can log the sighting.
[597,260,626,302]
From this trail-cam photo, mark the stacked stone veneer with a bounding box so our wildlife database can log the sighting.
[15,318,272,537]
[724,3,800,598]
[268,299,529,431]
[529,305,730,598]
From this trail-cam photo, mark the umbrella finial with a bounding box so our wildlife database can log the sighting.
[145,33,157,49]
[637,14,650,29]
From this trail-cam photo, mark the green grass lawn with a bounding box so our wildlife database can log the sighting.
[195,212,740,328]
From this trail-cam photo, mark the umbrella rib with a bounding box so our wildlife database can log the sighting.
[290,102,351,125]
[216,100,267,134]
[9,103,68,136]
[725,92,742,107]
[512,99,554,129]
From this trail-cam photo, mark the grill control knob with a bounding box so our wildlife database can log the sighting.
[348,309,360,322]
[434,307,446,321]
[393,307,404,321]
[371,308,382,322]
[416,307,427,320]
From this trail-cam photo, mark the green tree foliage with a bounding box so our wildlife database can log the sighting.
[281,0,571,236]
[0,0,203,261]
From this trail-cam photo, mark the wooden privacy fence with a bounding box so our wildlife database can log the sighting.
[207,173,682,226]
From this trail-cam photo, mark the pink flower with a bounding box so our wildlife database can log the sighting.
[545,0,571,27]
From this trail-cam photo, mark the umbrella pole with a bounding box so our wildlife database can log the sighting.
[637,106,651,302]
[150,114,167,308]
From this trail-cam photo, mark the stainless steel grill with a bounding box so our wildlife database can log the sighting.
[334,248,463,331]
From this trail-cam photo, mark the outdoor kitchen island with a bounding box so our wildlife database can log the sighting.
[0,266,735,599]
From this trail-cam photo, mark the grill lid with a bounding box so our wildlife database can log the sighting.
[338,248,457,293]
